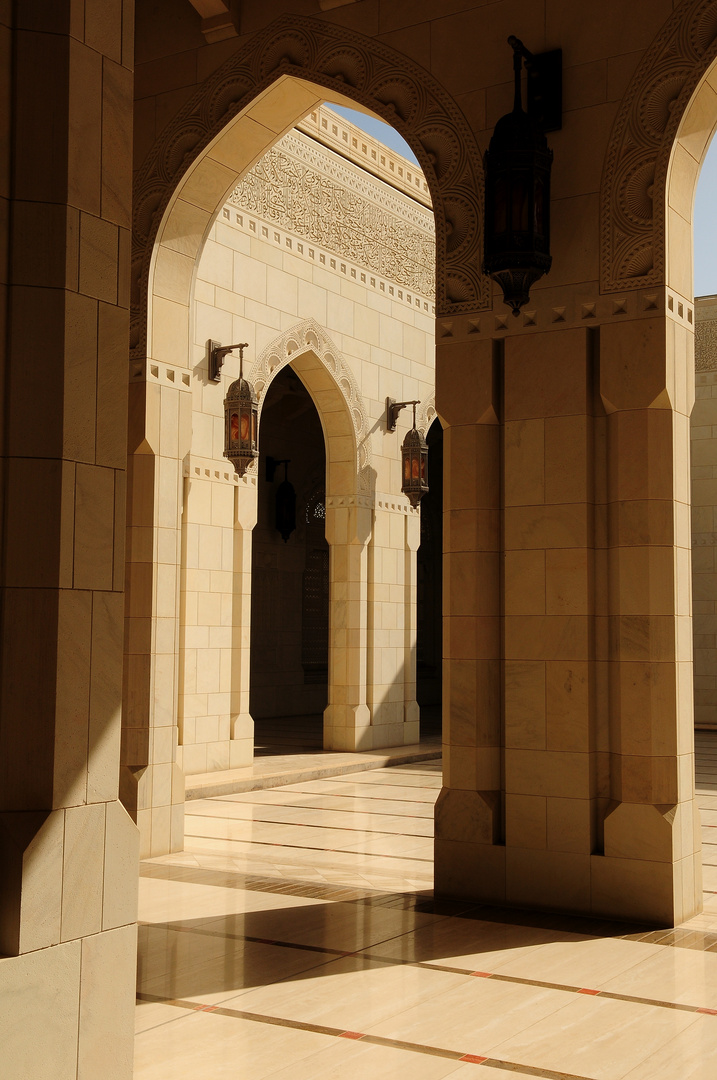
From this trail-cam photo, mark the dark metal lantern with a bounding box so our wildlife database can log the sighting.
[223,343,258,477]
[483,36,555,316]
[401,405,428,509]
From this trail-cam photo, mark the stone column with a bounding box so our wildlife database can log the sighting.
[434,338,504,898]
[0,4,138,1076]
[230,477,258,765]
[365,500,421,749]
[122,363,191,856]
[324,499,372,750]
[593,315,701,923]
[501,327,600,914]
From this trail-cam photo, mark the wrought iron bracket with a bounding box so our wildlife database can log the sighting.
[209,340,248,382]
[386,397,420,433]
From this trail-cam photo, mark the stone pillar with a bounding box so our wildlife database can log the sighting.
[403,508,421,739]
[0,4,138,1076]
[434,318,700,925]
[365,500,421,749]
[324,499,372,750]
[122,363,191,856]
[501,327,600,914]
[691,297,717,730]
[435,338,504,897]
[593,315,701,923]
[230,477,258,765]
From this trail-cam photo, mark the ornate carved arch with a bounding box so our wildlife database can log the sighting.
[251,318,372,495]
[132,14,489,357]
[601,0,717,292]
[416,393,437,436]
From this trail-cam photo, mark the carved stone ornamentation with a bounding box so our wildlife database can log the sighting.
[230,131,435,300]
[132,14,489,358]
[250,318,373,494]
[601,0,717,292]
[696,318,717,371]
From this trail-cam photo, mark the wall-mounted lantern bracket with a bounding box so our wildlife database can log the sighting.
[508,36,562,133]
[209,340,248,382]
[386,397,420,433]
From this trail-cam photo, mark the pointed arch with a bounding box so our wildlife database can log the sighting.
[132,13,488,361]
[251,319,372,498]
[601,0,717,293]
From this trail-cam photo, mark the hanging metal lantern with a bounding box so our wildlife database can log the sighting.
[483,36,555,316]
[401,405,428,509]
[223,343,258,477]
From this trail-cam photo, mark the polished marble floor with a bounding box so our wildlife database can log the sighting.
[136,739,717,1080]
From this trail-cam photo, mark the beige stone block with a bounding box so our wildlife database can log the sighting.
[0,809,64,954]
[62,803,105,941]
[152,295,190,366]
[505,660,546,749]
[614,660,678,756]
[179,155,237,214]
[54,588,92,808]
[603,799,686,863]
[74,463,115,590]
[78,923,136,1080]
[590,852,688,924]
[87,591,123,803]
[546,548,590,615]
[435,788,500,845]
[505,419,544,506]
[443,423,499,510]
[247,76,321,134]
[505,328,589,421]
[434,837,506,903]
[505,503,588,549]
[614,753,678,804]
[0,941,81,1080]
[546,661,591,752]
[4,458,64,588]
[504,549,545,615]
[609,408,673,501]
[545,414,589,504]
[601,319,670,413]
[505,747,591,799]
[505,793,546,849]
[506,848,591,914]
[97,302,129,469]
[79,211,117,304]
[505,615,588,661]
[546,796,593,853]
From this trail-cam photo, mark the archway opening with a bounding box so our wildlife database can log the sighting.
[417,417,443,738]
[250,365,328,752]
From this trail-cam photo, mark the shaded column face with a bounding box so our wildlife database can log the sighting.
[250,367,328,746]
[417,419,443,733]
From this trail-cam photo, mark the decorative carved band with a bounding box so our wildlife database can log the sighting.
[601,0,717,293]
[696,319,717,370]
[133,14,489,358]
[230,131,435,299]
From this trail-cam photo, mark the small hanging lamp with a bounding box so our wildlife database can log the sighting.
[223,343,258,477]
[483,36,556,316]
[386,398,428,509]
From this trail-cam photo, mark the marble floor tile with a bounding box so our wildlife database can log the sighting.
[136,752,717,1080]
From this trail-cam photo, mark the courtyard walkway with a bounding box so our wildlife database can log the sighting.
[134,734,717,1080]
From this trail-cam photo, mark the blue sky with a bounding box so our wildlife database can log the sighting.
[329,104,717,298]
[695,137,717,296]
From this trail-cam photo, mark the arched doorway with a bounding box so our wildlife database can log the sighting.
[250,365,329,751]
[126,22,467,853]
[417,417,443,737]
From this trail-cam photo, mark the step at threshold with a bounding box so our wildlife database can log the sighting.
[185,740,442,800]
